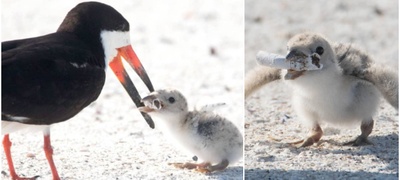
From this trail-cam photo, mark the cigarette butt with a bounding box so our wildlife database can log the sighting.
[256,51,290,69]
[256,51,323,71]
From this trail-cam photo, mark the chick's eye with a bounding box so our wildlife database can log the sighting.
[316,46,324,55]
[168,97,175,103]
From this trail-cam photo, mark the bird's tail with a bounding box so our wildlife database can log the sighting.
[364,64,398,110]
[245,66,281,98]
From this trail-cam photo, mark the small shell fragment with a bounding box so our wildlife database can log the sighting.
[256,51,323,71]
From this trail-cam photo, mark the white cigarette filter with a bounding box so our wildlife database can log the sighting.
[256,51,323,71]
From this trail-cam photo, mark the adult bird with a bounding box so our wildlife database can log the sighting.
[2,2,154,179]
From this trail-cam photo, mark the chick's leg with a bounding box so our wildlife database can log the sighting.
[291,123,323,147]
[170,159,229,173]
[344,119,374,146]
[195,159,229,173]
[169,162,211,170]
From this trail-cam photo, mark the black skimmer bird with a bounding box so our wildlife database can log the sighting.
[2,2,154,179]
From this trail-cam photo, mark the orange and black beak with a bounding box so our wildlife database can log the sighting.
[109,45,155,129]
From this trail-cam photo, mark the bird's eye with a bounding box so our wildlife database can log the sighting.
[316,46,324,55]
[168,97,175,103]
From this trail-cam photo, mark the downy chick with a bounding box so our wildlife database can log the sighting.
[139,89,243,172]
[245,32,398,147]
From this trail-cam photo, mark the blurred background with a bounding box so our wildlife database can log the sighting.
[245,0,398,71]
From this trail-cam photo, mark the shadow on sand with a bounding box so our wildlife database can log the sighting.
[246,133,398,180]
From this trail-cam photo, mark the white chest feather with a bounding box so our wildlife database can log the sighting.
[284,67,379,123]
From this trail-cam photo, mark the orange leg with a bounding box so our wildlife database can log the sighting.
[3,134,18,179]
[43,135,60,180]
[3,135,39,180]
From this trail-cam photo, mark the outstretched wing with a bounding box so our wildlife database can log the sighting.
[245,66,281,98]
[334,43,398,109]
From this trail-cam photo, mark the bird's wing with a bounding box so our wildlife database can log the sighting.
[334,43,374,77]
[334,43,398,109]
[2,34,106,124]
[245,66,281,98]
[2,38,30,52]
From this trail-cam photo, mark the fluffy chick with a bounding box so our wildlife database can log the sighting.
[246,32,398,147]
[139,89,243,173]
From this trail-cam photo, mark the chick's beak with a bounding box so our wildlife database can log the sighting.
[285,49,308,62]
[109,45,155,129]
[284,50,307,80]
[139,95,162,113]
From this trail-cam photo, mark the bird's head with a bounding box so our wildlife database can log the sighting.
[58,2,155,128]
[285,33,336,80]
[59,2,154,92]
[139,89,189,121]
